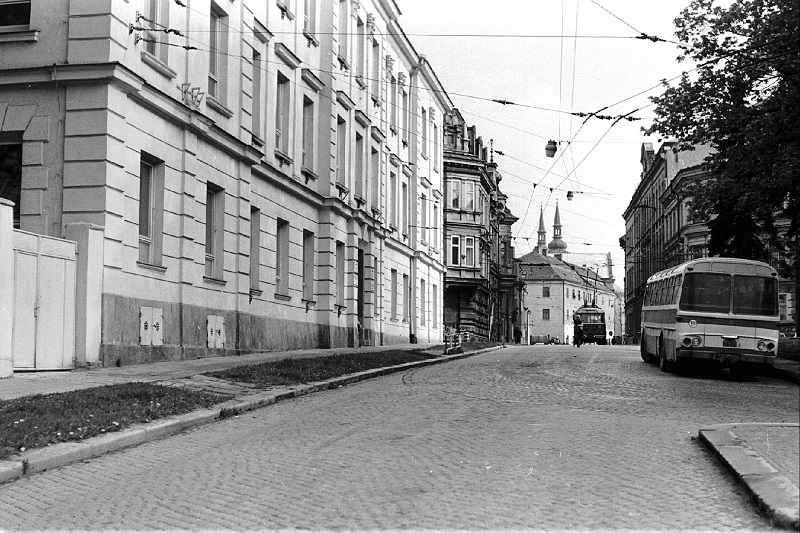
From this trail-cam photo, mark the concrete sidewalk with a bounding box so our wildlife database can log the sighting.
[699,423,799,530]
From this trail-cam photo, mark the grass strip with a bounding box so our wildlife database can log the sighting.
[205,349,435,387]
[0,383,227,460]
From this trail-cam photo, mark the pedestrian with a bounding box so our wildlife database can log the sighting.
[573,314,583,347]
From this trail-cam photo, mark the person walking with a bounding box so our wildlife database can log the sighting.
[573,314,583,347]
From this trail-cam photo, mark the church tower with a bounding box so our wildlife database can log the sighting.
[548,201,568,260]
[537,207,547,255]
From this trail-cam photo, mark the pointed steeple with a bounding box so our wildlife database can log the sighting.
[548,200,567,260]
[537,207,547,255]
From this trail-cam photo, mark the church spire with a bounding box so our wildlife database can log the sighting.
[537,207,547,255]
[547,201,568,260]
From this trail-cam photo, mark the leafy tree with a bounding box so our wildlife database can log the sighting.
[646,0,799,329]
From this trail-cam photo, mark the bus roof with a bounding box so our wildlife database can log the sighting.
[646,257,778,284]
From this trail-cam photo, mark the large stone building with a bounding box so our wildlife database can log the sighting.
[441,109,521,341]
[622,141,796,340]
[0,0,452,375]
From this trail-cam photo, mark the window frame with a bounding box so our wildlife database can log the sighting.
[204,183,225,280]
[138,154,165,267]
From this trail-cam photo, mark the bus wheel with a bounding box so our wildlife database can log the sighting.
[658,337,673,373]
[641,332,656,364]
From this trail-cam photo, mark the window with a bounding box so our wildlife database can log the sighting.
[205,183,225,279]
[464,181,474,211]
[465,237,475,267]
[355,18,365,78]
[449,180,460,208]
[450,236,460,266]
[401,89,409,142]
[0,137,22,229]
[338,0,348,62]
[390,269,398,319]
[0,0,31,30]
[371,146,381,210]
[355,131,365,200]
[679,273,731,313]
[543,286,550,298]
[252,49,263,140]
[432,203,439,250]
[336,116,347,186]
[138,155,165,266]
[390,76,397,131]
[302,230,315,300]
[543,309,550,321]
[732,275,778,316]
[371,39,380,100]
[275,72,291,154]
[421,107,428,157]
[419,278,426,325]
[250,208,261,292]
[401,182,408,235]
[208,5,228,102]
[303,0,316,34]
[433,124,439,171]
[336,241,345,306]
[302,97,314,169]
[432,285,438,328]
[144,0,169,62]
[275,219,290,296]
[389,170,397,227]
[420,194,427,243]
[403,273,410,321]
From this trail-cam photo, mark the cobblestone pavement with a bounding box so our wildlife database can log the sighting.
[1,345,798,531]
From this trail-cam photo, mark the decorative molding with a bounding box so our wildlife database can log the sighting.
[429,107,436,121]
[370,125,386,143]
[177,82,205,109]
[275,42,301,69]
[301,167,318,184]
[351,0,361,12]
[355,75,368,90]
[420,175,432,188]
[432,189,443,200]
[276,0,295,20]
[354,109,371,127]
[397,72,406,86]
[206,96,234,117]
[301,68,325,92]
[337,54,350,71]
[336,90,355,111]
[385,55,394,72]
[0,29,39,43]
[335,182,350,200]
[402,164,413,178]
[303,29,319,48]
[389,153,401,166]
[274,149,294,167]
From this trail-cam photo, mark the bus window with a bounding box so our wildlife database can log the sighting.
[680,273,731,313]
[732,276,778,316]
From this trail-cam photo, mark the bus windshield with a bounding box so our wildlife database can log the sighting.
[578,313,603,324]
[679,272,778,316]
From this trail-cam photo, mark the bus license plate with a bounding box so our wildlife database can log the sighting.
[723,339,737,348]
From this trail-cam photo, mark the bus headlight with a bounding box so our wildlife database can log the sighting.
[757,340,767,351]
[682,337,691,347]
[766,342,775,351]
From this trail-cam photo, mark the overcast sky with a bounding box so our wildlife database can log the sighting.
[397,0,694,282]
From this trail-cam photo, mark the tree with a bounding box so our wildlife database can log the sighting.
[646,0,799,330]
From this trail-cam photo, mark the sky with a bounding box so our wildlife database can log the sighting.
[396,0,694,284]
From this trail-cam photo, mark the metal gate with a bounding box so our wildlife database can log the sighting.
[12,229,76,370]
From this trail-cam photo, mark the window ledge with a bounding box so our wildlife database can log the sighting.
[337,54,350,71]
[277,0,295,20]
[274,293,291,302]
[251,134,265,148]
[335,182,350,200]
[275,149,294,167]
[207,96,234,118]
[203,276,227,286]
[0,28,39,43]
[301,167,318,184]
[141,51,177,79]
[137,261,167,274]
[356,76,368,90]
[303,29,319,48]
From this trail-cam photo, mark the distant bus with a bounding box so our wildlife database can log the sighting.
[640,257,779,375]
[575,304,607,345]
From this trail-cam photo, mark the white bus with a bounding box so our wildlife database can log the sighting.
[640,257,780,375]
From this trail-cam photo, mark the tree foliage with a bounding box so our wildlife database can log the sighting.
[646,0,799,285]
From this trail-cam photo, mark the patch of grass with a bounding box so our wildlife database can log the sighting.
[778,338,799,361]
[0,383,227,461]
[205,349,434,387]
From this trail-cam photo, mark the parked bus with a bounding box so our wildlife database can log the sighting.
[575,304,607,345]
[640,257,779,375]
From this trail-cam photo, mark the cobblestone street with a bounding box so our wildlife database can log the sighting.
[1,345,797,531]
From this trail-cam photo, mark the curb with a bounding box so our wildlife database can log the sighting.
[0,346,503,486]
[699,424,800,530]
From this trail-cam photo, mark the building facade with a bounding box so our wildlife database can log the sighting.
[0,0,451,374]
[622,140,796,339]
[441,109,520,341]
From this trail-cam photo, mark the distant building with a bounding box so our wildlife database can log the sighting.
[622,141,796,339]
